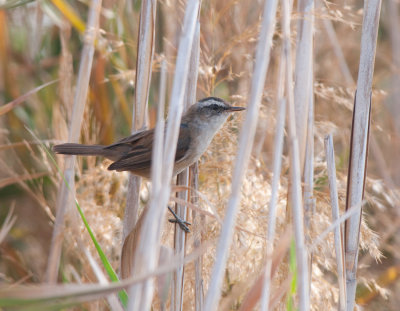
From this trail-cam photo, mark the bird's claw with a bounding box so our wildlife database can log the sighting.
[168,206,191,233]
[168,218,191,232]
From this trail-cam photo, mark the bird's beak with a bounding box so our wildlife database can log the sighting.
[226,106,246,112]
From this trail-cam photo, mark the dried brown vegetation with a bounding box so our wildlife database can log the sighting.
[0,0,399,310]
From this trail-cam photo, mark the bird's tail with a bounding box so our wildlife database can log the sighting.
[53,143,119,161]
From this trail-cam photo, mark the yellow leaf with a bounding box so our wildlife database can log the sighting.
[51,0,86,33]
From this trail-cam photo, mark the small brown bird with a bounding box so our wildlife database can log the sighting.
[53,97,245,177]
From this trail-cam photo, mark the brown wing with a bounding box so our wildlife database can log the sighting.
[105,129,154,153]
[107,124,191,173]
[175,123,191,161]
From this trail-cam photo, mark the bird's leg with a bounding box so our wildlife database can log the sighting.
[167,205,191,233]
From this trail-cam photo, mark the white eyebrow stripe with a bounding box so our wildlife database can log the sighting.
[197,100,227,109]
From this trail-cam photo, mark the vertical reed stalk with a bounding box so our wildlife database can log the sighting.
[192,161,203,311]
[127,58,166,310]
[303,72,314,297]
[345,0,381,309]
[123,0,157,241]
[260,49,286,311]
[388,0,400,129]
[293,0,314,171]
[172,148,189,311]
[324,134,346,311]
[282,0,310,309]
[303,76,314,227]
[204,0,278,309]
[46,0,102,283]
[127,1,200,309]
[172,21,200,311]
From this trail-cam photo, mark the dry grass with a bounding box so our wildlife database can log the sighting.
[1,0,399,310]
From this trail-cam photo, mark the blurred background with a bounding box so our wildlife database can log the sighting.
[0,0,400,309]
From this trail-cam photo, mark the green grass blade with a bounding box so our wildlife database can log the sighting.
[286,239,298,311]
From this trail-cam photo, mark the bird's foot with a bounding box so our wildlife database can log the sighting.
[168,206,191,233]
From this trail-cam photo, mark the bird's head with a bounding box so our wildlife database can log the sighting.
[183,97,245,129]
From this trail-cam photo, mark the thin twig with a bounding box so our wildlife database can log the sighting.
[324,134,346,311]
[320,7,355,86]
[0,204,17,245]
[310,203,363,254]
